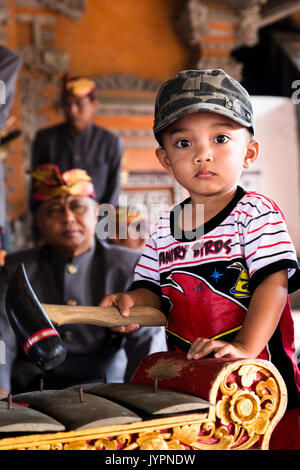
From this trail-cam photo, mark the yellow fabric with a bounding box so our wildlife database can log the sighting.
[65,78,96,98]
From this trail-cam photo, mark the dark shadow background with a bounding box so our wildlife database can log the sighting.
[232,17,300,96]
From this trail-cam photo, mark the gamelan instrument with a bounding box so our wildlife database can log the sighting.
[0,264,288,451]
[0,352,287,450]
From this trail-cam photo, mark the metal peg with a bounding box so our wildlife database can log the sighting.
[79,387,85,403]
[7,393,12,409]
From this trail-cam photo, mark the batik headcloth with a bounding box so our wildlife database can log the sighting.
[64,77,97,99]
[31,164,95,204]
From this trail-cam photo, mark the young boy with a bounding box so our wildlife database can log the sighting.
[100,69,300,449]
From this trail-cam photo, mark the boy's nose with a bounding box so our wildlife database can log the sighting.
[193,146,213,163]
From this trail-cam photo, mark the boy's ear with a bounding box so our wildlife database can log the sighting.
[155,147,173,175]
[243,140,259,169]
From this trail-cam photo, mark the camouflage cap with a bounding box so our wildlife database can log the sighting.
[153,69,254,143]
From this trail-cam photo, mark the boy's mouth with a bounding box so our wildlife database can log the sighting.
[195,170,215,178]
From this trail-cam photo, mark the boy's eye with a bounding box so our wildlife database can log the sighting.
[214,135,229,144]
[175,139,191,148]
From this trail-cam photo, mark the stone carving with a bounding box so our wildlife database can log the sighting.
[19,45,69,74]
[173,0,209,47]
[92,74,161,116]
[0,0,8,44]
[10,73,50,251]
[37,0,86,21]
[19,74,48,169]
[17,14,69,74]
[94,74,161,92]
[174,0,269,80]
[0,0,8,24]
[236,2,268,47]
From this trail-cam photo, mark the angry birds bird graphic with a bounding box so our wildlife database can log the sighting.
[162,270,247,344]
[227,262,250,298]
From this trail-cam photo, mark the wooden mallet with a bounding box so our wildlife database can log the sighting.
[5,263,166,371]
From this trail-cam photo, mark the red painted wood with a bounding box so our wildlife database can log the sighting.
[130,351,239,401]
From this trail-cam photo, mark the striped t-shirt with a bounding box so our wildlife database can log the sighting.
[132,186,300,408]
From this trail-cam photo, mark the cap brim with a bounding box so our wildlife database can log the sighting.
[153,102,253,134]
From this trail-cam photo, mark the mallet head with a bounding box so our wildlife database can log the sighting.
[5,263,66,370]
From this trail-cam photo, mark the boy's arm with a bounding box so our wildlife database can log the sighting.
[99,288,161,333]
[187,270,288,359]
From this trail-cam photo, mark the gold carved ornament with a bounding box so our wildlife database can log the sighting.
[205,361,287,450]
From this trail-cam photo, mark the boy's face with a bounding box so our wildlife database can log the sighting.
[156,112,259,204]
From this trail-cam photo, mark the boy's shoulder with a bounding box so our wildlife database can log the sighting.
[234,190,286,231]
[238,190,283,215]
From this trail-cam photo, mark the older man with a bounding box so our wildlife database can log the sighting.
[0,164,166,396]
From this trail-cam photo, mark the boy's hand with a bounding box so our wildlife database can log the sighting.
[187,337,250,360]
[99,292,140,333]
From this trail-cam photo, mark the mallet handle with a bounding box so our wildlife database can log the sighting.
[42,304,167,328]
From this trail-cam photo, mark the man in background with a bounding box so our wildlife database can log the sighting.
[31,77,122,242]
